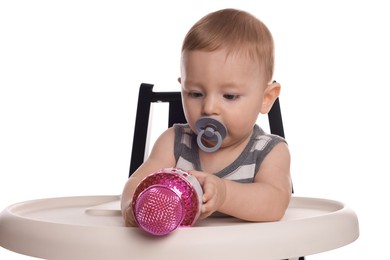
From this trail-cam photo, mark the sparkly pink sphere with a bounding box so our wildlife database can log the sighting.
[132,168,202,236]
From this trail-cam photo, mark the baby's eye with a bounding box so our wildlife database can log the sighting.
[223,94,240,100]
[188,92,203,98]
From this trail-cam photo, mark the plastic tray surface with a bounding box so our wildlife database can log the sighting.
[0,195,359,260]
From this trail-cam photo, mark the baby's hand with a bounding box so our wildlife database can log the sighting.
[190,170,226,219]
[123,204,138,227]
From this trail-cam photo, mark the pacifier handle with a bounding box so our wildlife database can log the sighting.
[195,117,227,153]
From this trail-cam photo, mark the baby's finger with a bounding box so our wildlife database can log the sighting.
[201,178,216,200]
[199,204,213,219]
[188,170,206,183]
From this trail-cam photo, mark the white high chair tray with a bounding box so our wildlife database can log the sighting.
[0,195,359,260]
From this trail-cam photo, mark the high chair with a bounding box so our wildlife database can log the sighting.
[0,83,359,260]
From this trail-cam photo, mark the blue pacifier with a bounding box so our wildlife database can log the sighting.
[195,117,228,153]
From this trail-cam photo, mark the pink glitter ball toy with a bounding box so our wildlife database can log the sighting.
[132,168,203,236]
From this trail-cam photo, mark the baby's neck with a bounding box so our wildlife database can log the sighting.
[198,132,252,174]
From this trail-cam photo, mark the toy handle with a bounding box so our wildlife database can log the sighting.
[197,127,223,153]
[195,117,227,153]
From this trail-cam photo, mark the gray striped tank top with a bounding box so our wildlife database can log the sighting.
[174,124,286,183]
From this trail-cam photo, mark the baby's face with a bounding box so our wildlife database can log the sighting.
[180,49,267,148]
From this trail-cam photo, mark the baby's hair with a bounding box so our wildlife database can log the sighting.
[182,8,275,84]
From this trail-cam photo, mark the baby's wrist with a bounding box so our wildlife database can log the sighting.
[219,179,227,210]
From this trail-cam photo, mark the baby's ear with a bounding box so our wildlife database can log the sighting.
[260,81,281,114]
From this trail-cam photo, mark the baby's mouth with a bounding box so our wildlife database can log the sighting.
[195,117,227,153]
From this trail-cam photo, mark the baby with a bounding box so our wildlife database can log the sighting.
[121,8,292,227]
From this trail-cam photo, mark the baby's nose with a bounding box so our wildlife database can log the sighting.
[202,96,219,116]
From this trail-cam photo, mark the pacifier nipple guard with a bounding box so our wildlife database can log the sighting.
[195,117,227,153]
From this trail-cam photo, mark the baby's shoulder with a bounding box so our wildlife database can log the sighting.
[252,125,286,149]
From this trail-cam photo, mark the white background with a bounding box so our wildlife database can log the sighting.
[1,0,389,259]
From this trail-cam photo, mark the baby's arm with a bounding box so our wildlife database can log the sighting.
[192,142,291,222]
[121,127,177,226]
